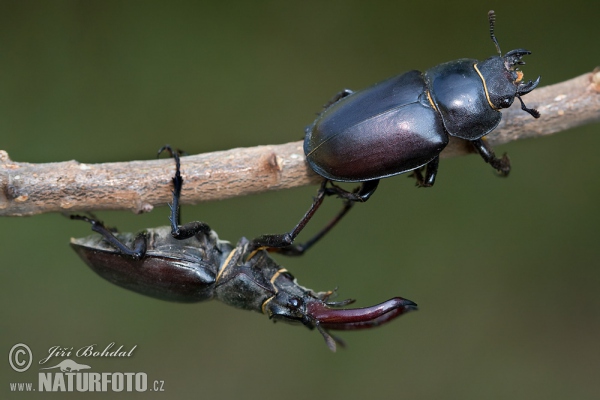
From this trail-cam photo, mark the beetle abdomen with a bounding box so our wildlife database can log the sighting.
[305,70,447,182]
[71,229,217,303]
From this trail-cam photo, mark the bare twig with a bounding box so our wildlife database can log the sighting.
[1,69,599,217]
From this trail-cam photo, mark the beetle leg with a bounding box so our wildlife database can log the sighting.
[250,180,379,255]
[268,198,354,256]
[325,179,380,202]
[158,145,212,240]
[471,138,511,176]
[409,156,439,187]
[248,180,330,251]
[249,179,366,254]
[516,93,541,118]
[248,179,379,255]
[306,90,356,136]
[70,215,147,259]
[322,89,354,110]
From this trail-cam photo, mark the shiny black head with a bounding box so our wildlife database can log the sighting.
[476,10,540,118]
[263,291,311,325]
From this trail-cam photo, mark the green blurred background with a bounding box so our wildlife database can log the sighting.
[1,1,599,399]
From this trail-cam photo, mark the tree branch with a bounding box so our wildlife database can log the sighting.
[2,69,599,217]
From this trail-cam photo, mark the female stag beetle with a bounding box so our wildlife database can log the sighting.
[304,10,541,200]
[246,11,542,253]
[70,147,416,351]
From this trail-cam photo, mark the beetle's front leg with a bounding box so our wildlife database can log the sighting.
[249,180,379,256]
[249,181,330,252]
[268,198,354,256]
[70,215,147,259]
[158,145,212,240]
[249,179,372,255]
[471,138,510,176]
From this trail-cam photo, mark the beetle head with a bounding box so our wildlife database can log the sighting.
[477,51,541,118]
[478,10,540,118]
[225,246,417,350]
[262,282,417,351]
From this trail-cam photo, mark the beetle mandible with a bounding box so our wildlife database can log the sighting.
[304,10,541,201]
[70,147,417,351]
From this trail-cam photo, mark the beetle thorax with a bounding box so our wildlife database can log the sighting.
[424,58,502,140]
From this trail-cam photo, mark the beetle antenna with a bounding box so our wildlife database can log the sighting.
[488,10,502,56]
[516,94,541,119]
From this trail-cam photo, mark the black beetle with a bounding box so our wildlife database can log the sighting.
[304,10,541,200]
[70,147,417,351]
[246,11,542,253]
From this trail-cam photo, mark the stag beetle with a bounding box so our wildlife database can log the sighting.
[70,147,416,351]
[245,11,542,253]
[303,10,541,201]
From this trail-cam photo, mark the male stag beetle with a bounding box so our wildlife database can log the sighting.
[304,10,541,201]
[70,147,416,351]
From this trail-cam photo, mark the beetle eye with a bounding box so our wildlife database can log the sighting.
[500,97,513,108]
[289,297,301,309]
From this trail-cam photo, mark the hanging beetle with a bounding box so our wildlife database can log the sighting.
[70,147,417,351]
[303,10,541,201]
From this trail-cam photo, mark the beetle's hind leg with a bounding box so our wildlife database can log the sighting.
[70,215,147,259]
[158,145,212,240]
[306,90,356,137]
[409,156,439,187]
[248,180,330,252]
[322,89,354,110]
[471,138,511,176]
[325,179,380,202]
